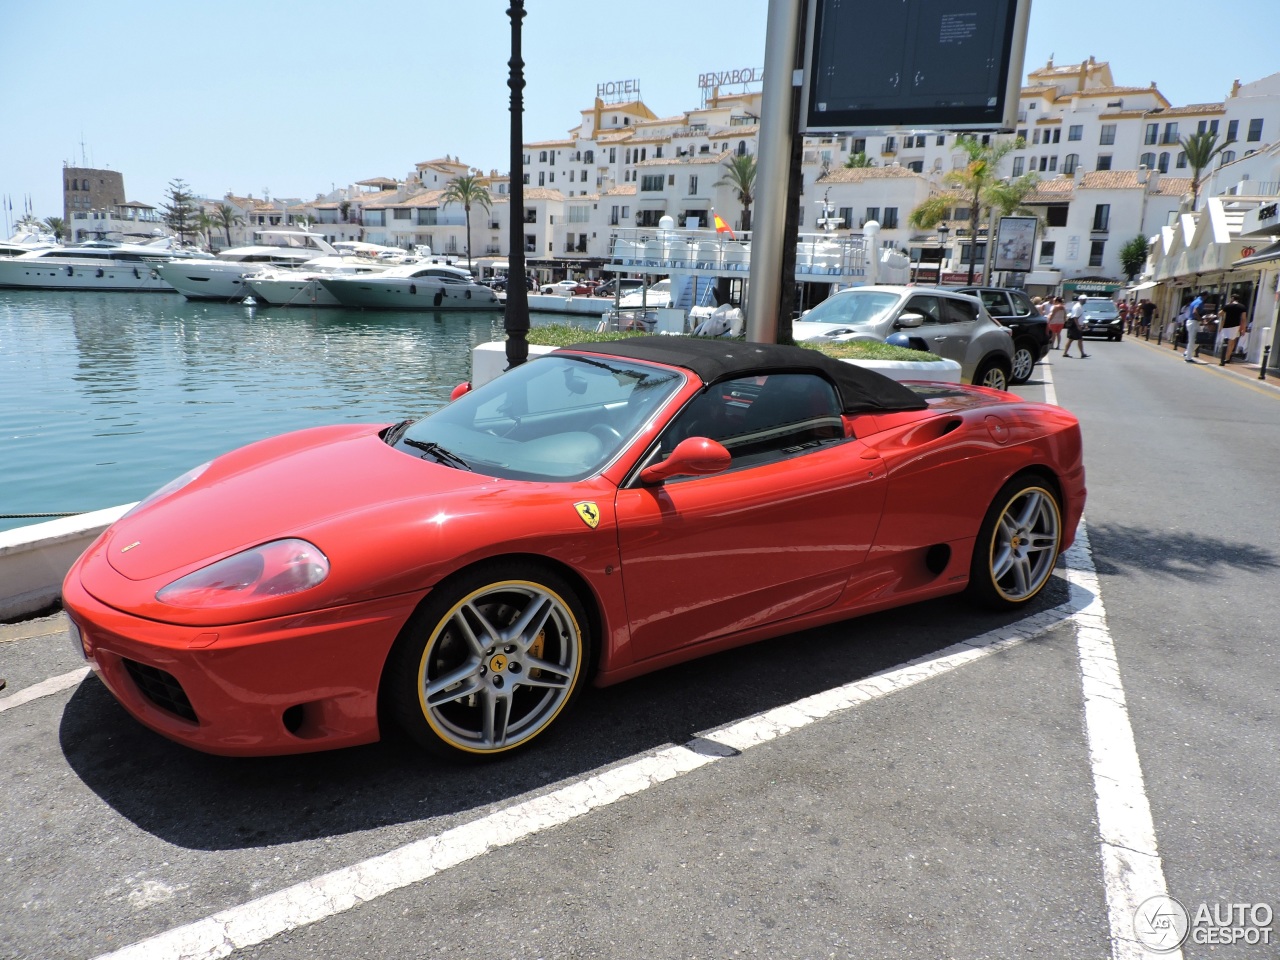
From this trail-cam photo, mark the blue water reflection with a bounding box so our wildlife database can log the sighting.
[0,291,570,533]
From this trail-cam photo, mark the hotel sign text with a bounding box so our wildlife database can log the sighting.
[597,79,640,99]
[698,67,764,89]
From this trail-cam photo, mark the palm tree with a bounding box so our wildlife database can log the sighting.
[714,153,757,232]
[843,152,873,169]
[213,202,244,249]
[1179,131,1235,211]
[41,216,66,241]
[1119,235,1149,281]
[907,134,1025,284]
[440,174,492,273]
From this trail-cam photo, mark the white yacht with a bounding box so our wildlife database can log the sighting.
[156,230,337,301]
[317,262,500,311]
[246,246,413,307]
[0,236,210,292]
[0,229,59,259]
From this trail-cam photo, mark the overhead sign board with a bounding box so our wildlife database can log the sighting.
[698,67,764,89]
[801,0,1032,133]
[597,79,641,101]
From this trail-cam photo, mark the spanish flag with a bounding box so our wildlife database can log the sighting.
[713,212,735,238]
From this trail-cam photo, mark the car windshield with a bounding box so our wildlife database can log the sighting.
[395,355,684,481]
[802,289,901,326]
[1085,301,1119,318]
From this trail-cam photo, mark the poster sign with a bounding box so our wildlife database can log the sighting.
[993,216,1037,272]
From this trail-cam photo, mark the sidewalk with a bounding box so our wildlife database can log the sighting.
[1128,329,1280,395]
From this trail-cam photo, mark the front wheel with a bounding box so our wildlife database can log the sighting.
[967,477,1063,609]
[387,562,591,759]
[972,357,1011,392]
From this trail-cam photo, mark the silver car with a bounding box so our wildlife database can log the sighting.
[793,285,1016,390]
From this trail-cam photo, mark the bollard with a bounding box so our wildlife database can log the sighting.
[1219,339,1228,366]
[1263,344,1272,381]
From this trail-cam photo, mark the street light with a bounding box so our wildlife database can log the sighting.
[937,224,950,283]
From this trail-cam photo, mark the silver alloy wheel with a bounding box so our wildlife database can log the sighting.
[980,364,1009,391]
[988,486,1061,602]
[1011,346,1035,383]
[416,579,583,754]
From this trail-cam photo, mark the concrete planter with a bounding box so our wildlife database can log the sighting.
[471,340,960,388]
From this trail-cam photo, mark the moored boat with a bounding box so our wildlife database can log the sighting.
[155,230,337,301]
[0,237,210,292]
[318,263,500,310]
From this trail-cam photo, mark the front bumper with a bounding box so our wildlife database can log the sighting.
[62,570,421,756]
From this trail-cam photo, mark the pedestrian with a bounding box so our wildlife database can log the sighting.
[1138,298,1157,338]
[1047,296,1067,348]
[1217,294,1248,362]
[1063,295,1089,358]
[1184,291,1205,362]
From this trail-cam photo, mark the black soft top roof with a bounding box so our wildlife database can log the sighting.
[560,336,927,414]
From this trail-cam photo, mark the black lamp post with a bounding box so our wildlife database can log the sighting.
[504,1,530,369]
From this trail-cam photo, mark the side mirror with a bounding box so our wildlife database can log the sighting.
[639,437,732,484]
[449,381,472,401]
[895,312,925,328]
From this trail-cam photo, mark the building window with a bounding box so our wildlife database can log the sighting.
[1012,157,1024,176]
[1161,122,1178,145]
[907,160,924,173]
[1017,128,1028,143]
[1092,204,1110,232]
[1089,240,1105,267]
[882,208,899,229]
[1046,205,1069,227]
[1099,124,1116,145]
[580,169,587,182]
[1096,155,1113,171]
[539,151,547,162]
[1144,123,1158,145]
[1176,151,1187,169]
[640,174,663,192]
[1248,118,1263,142]
[523,208,536,223]
[548,172,554,183]
[1050,128,1061,143]
[1039,240,1055,264]
[852,137,866,154]
[864,206,880,226]
[584,149,594,163]
[1063,154,1079,175]
[1033,129,1041,145]
[688,175,698,195]
[1139,152,1156,169]
[538,172,545,186]
[1220,150,1236,166]
[936,135,946,146]
[1069,124,1083,141]
[655,146,663,159]
[1197,119,1219,136]
[1157,152,1170,173]
[1227,119,1239,141]
[838,206,853,229]
[609,147,616,163]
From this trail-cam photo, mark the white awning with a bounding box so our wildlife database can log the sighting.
[1128,280,1158,291]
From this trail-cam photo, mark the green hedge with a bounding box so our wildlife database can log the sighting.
[522,323,939,363]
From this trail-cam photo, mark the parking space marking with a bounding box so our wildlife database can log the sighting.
[1066,524,1178,960]
[0,666,89,715]
[93,594,1088,960]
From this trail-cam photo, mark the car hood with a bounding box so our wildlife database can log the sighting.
[104,424,487,582]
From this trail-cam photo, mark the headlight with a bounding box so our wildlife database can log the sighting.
[156,539,329,608]
[124,462,211,518]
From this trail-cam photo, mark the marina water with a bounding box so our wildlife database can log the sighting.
[0,291,556,535]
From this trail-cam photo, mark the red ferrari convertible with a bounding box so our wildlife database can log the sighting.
[63,337,1085,759]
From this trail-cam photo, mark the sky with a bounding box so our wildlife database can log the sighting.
[2,0,1277,225]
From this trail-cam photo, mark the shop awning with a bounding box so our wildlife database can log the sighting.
[1233,240,1280,268]
[1127,280,1158,291]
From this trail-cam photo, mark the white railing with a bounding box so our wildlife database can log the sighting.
[605,226,869,280]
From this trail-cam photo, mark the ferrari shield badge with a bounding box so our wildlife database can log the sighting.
[574,501,601,529]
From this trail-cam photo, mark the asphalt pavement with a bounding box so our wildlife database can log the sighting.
[2,335,1277,960]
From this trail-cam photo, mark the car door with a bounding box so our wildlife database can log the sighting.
[905,293,972,368]
[613,373,887,661]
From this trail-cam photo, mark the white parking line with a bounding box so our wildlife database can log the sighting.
[92,597,1087,960]
[0,667,89,714]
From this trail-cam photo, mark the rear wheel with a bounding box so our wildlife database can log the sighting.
[388,562,590,759]
[972,356,1011,392]
[968,477,1063,609]
[1010,339,1037,384]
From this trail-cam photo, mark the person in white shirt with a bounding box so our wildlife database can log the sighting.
[1063,295,1089,358]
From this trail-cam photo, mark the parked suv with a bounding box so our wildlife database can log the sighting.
[1079,298,1123,340]
[793,285,1015,390]
[955,286,1052,384]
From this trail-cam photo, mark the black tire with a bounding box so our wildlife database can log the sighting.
[972,356,1012,392]
[1010,339,1037,384]
[387,561,591,759]
[967,476,1063,609]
